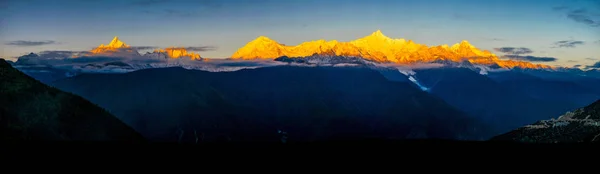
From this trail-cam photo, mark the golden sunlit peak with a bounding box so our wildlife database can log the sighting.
[106,36,129,48]
[257,35,271,40]
[253,35,277,42]
[231,31,553,69]
[371,30,384,36]
[88,36,131,54]
[153,47,201,60]
[366,30,391,39]
[459,40,474,46]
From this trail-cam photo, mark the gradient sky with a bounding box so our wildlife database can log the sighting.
[1,0,599,67]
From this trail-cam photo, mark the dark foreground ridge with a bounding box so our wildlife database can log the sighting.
[0,59,145,142]
[6,139,599,149]
[491,99,600,143]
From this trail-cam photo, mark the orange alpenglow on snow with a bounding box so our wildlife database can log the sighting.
[89,36,131,54]
[153,47,202,60]
[231,30,552,69]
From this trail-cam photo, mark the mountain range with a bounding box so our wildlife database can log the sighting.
[4,30,600,143]
[232,30,551,69]
[14,30,600,85]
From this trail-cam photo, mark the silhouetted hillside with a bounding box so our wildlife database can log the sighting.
[51,66,492,142]
[491,100,600,143]
[0,59,145,142]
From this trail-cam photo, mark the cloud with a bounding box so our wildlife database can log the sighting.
[11,49,283,74]
[142,9,199,17]
[493,47,533,55]
[184,46,217,51]
[586,61,600,69]
[595,40,600,44]
[131,46,159,50]
[163,9,195,17]
[137,0,224,17]
[552,40,585,48]
[18,51,89,60]
[501,55,558,62]
[553,6,569,11]
[560,7,600,28]
[6,40,57,46]
[567,60,578,62]
[130,0,171,6]
[586,58,598,60]
[574,65,582,68]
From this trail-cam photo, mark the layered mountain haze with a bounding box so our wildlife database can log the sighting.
[232,30,552,69]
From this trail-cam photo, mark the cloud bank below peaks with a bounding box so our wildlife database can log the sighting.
[12,50,285,74]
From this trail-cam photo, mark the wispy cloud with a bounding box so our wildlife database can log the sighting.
[12,50,283,74]
[492,46,556,62]
[131,46,159,50]
[142,9,197,17]
[136,0,223,17]
[130,0,171,6]
[567,60,578,62]
[164,9,195,17]
[6,40,58,46]
[554,6,600,28]
[501,55,557,62]
[124,46,216,51]
[586,58,598,60]
[552,6,569,11]
[586,61,600,69]
[15,51,90,64]
[184,46,217,51]
[552,40,585,48]
[493,47,533,55]
[574,64,582,68]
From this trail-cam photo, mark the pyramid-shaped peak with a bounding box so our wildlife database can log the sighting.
[256,36,275,41]
[459,40,474,45]
[249,36,279,45]
[373,30,383,35]
[363,30,393,40]
[371,30,386,37]
[107,36,128,48]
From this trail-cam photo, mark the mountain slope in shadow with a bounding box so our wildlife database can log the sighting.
[51,66,492,142]
[413,68,575,134]
[0,59,145,142]
[487,70,600,108]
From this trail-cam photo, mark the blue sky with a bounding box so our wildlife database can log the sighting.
[1,0,599,67]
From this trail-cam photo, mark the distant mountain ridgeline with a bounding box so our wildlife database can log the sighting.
[232,30,552,69]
